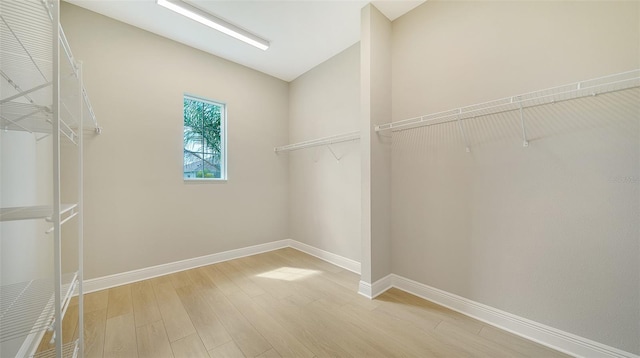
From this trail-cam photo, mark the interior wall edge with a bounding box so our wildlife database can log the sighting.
[381,274,639,358]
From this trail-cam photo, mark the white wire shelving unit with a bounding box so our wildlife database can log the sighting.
[375,69,640,151]
[0,8,100,138]
[274,131,360,160]
[1,0,99,356]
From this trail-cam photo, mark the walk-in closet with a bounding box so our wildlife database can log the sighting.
[1,0,638,357]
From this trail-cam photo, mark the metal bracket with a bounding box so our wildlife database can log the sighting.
[518,100,529,147]
[456,110,471,153]
[326,145,341,162]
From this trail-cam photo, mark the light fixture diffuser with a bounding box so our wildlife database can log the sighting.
[157,0,270,51]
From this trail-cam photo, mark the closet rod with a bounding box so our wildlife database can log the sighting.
[275,131,360,152]
[376,69,640,133]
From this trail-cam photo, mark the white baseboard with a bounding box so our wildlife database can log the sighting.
[372,274,394,298]
[287,239,361,274]
[357,280,372,298]
[358,274,393,299]
[83,240,290,293]
[81,240,636,358]
[83,239,361,294]
[390,274,638,358]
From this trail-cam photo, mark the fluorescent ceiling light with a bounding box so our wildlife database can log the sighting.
[157,0,270,51]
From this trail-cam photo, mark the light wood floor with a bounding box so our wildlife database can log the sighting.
[41,248,569,357]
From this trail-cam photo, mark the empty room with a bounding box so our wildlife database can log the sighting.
[0,0,638,357]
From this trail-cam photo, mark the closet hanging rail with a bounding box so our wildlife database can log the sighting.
[274,130,360,152]
[375,69,640,133]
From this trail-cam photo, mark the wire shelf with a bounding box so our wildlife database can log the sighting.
[376,69,640,132]
[0,0,99,136]
[0,272,78,344]
[274,131,360,152]
[0,0,54,105]
[32,340,78,358]
[0,204,77,222]
[1,100,52,132]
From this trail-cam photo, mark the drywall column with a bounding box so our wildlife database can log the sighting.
[359,4,392,297]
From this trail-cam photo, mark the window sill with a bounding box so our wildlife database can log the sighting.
[184,178,227,184]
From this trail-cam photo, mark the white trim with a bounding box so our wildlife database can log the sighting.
[83,239,362,294]
[391,274,639,358]
[358,280,372,298]
[371,274,393,298]
[287,239,361,274]
[81,240,637,358]
[83,240,289,293]
[358,274,393,299]
[183,178,227,183]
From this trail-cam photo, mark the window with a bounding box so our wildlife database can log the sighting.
[183,95,226,180]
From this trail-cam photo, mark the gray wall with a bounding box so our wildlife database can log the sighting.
[61,3,289,280]
[391,1,639,354]
[288,44,361,262]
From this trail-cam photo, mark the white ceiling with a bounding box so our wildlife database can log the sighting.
[65,0,425,82]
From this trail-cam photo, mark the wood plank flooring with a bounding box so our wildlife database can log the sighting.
[45,248,569,357]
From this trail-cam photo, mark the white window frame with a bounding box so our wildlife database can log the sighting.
[183,94,227,182]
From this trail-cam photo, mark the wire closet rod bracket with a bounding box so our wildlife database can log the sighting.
[455,110,471,153]
[516,99,529,147]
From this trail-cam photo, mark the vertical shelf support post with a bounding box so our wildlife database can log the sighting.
[50,0,63,356]
[77,61,85,358]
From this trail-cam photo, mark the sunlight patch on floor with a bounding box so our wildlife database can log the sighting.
[255,267,320,281]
